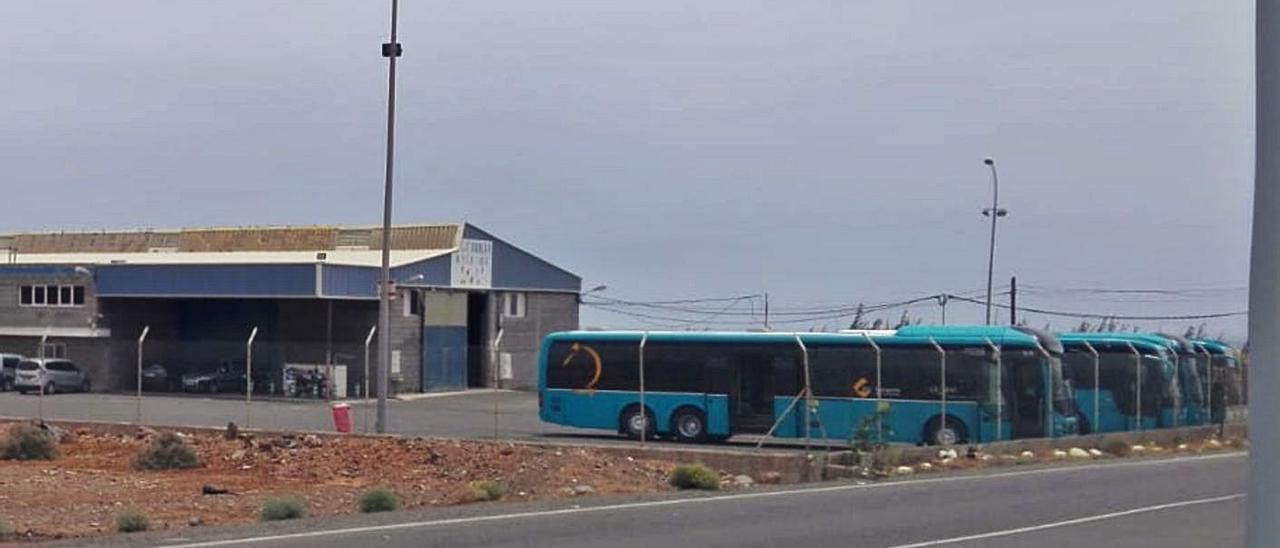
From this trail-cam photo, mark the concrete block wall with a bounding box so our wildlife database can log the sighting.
[0,271,100,330]
[0,336,113,390]
[497,292,579,390]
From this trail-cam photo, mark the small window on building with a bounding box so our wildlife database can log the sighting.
[17,285,86,308]
[407,290,423,316]
[42,343,67,360]
[503,292,526,318]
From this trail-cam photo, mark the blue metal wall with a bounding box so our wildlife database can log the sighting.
[96,264,316,297]
[463,224,580,292]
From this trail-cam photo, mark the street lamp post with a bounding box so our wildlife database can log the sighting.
[375,0,403,434]
[982,158,1008,325]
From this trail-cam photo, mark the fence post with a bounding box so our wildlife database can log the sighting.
[136,326,150,425]
[928,338,947,444]
[246,327,258,428]
[1081,340,1100,435]
[983,337,1002,441]
[37,330,48,422]
[638,332,649,447]
[856,333,884,442]
[1196,344,1214,424]
[794,335,814,451]
[1126,342,1141,432]
[363,325,377,433]
[491,328,504,440]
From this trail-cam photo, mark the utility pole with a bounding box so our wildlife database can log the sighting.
[1248,1,1279,543]
[375,0,403,434]
[1009,276,1017,325]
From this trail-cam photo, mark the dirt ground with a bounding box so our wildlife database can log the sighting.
[0,421,690,541]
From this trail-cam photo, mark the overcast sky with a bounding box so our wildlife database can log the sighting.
[0,1,1255,338]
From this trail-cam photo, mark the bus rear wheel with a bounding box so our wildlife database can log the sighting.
[620,405,656,441]
[670,407,707,443]
[924,416,967,446]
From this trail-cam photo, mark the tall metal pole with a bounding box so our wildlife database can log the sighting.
[376,0,403,434]
[983,158,1003,325]
[1248,2,1279,541]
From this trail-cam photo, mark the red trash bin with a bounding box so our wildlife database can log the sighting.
[331,403,352,433]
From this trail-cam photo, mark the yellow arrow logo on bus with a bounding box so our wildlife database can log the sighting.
[562,342,603,391]
[853,377,872,398]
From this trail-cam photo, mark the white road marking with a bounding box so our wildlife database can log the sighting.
[160,452,1245,548]
[885,493,1245,548]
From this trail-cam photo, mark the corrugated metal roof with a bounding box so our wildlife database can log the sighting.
[4,249,452,268]
[0,223,462,254]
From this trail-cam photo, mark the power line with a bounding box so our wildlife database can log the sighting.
[944,294,1248,321]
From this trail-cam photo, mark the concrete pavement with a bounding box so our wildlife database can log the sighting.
[59,451,1246,548]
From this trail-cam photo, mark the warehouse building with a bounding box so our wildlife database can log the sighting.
[0,223,580,395]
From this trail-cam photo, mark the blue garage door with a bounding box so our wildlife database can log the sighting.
[423,326,467,392]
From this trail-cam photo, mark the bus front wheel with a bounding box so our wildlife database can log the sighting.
[924,416,967,446]
[670,407,708,443]
[620,405,657,441]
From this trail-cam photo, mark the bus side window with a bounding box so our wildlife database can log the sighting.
[808,345,854,397]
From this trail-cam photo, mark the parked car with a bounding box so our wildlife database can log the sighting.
[140,363,171,392]
[0,353,22,391]
[181,361,264,394]
[13,358,90,394]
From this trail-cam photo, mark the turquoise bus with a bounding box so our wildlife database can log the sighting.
[1192,339,1245,423]
[538,326,1077,445]
[1059,333,1182,434]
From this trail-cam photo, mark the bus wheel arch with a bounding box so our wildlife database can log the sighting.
[670,406,708,443]
[923,415,969,446]
[619,404,657,440]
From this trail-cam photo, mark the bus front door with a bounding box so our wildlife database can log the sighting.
[1006,360,1046,439]
[733,355,778,434]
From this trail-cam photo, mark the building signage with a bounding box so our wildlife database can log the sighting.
[451,238,493,289]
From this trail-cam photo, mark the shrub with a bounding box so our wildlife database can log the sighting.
[1102,438,1132,458]
[668,464,720,491]
[117,512,150,533]
[0,518,13,539]
[260,497,309,522]
[2,424,58,461]
[136,432,200,470]
[358,488,401,513]
[468,480,505,502]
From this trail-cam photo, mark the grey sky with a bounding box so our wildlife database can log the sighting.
[0,1,1255,337]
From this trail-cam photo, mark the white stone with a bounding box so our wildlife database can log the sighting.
[1068,447,1091,459]
[1052,449,1068,459]
[1131,445,1147,453]
[1088,448,1104,457]
[1207,439,1223,448]
[980,454,995,462]
[894,466,914,475]
[1019,450,1035,460]
[918,462,933,471]
[1177,443,1189,451]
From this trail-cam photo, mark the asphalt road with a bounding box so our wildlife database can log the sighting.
[63,451,1245,548]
